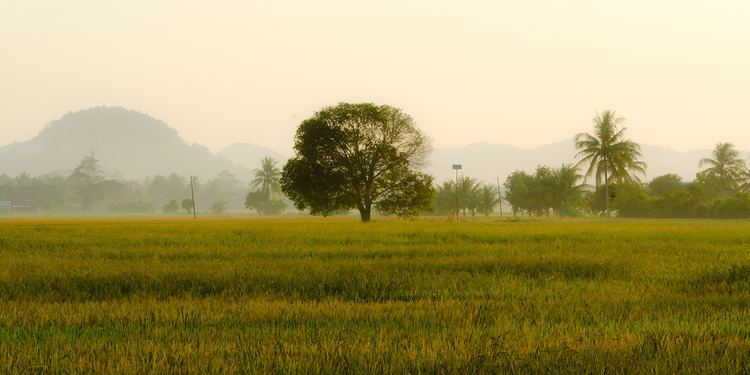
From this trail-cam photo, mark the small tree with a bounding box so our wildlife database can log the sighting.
[456,176,481,216]
[476,185,500,216]
[698,143,748,196]
[504,171,533,216]
[548,165,585,217]
[252,157,282,199]
[181,198,194,214]
[68,152,103,187]
[433,181,458,215]
[68,152,104,210]
[162,200,180,213]
[209,201,227,215]
[245,190,286,215]
[649,174,684,197]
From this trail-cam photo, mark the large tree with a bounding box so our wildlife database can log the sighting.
[281,103,434,222]
[574,110,646,217]
[697,142,748,195]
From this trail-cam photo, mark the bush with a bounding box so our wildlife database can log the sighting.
[162,200,180,213]
[107,200,154,214]
[709,194,750,218]
[209,201,227,215]
[245,191,287,215]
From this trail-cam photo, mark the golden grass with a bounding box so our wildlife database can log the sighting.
[1,217,749,373]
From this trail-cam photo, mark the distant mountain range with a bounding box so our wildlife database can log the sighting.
[0,107,740,184]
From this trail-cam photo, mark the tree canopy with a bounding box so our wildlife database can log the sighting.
[503,165,584,217]
[280,103,434,222]
[245,157,288,215]
[252,156,282,198]
[697,142,749,195]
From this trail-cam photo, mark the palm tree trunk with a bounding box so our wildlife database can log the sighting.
[604,168,610,218]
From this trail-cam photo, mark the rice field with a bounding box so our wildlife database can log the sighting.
[1,217,749,373]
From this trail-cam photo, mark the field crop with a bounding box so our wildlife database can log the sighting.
[1,217,750,373]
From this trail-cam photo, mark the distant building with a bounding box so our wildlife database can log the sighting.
[0,200,39,214]
[12,203,38,214]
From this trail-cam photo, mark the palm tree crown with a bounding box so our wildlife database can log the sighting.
[477,185,500,216]
[549,164,585,217]
[252,156,282,197]
[698,142,748,192]
[575,111,646,185]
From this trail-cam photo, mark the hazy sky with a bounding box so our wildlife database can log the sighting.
[1,0,749,154]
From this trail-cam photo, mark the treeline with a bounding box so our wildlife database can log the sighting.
[435,139,750,218]
[431,165,587,217]
[0,154,289,215]
[499,170,750,219]
[432,177,502,216]
[3,107,749,219]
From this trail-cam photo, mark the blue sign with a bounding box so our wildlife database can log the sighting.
[0,201,11,208]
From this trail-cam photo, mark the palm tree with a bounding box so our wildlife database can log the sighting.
[435,181,458,215]
[575,110,646,217]
[252,156,282,198]
[549,165,585,217]
[476,185,501,216]
[698,143,748,193]
[456,176,481,216]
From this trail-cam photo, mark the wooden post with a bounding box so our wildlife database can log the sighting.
[190,176,197,220]
[496,176,503,217]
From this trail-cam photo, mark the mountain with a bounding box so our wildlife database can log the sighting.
[426,140,724,185]
[218,143,287,171]
[0,107,252,180]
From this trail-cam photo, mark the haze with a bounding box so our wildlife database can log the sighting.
[2,0,749,154]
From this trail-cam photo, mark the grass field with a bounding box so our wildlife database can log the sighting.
[1,217,750,373]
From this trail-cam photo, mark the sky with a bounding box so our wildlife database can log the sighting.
[1,0,749,155]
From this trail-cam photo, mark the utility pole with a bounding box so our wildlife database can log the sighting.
[496,176,503,217]
[189,176,197,220]
[452,164,462,217]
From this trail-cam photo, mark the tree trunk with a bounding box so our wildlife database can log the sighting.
[604,167,611,218]
[359,206,371,222]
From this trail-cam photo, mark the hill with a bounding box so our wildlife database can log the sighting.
[0,107,251,180]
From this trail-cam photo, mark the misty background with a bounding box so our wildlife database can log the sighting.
[0,106,731,184]
[1,1,749,214]
[2,1,750,155]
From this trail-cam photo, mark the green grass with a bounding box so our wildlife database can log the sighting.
[1,217,750,373]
